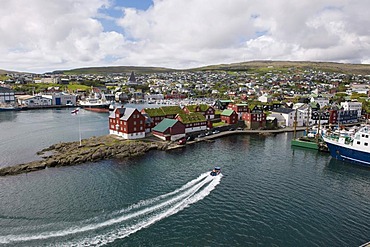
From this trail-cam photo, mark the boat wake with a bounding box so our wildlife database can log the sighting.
[0,172,222,246]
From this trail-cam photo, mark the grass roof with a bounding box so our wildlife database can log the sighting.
[177,112,206,124]
[144,106,183,117]
[221,109,235,116]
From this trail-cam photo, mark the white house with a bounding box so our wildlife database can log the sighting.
[310,96,329,109]
[341,101,363,117]
[270,108,304,127]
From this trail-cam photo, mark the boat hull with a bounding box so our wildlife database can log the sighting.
[325,139,370,167]
[291,138,319,150]
[82,106,110,113]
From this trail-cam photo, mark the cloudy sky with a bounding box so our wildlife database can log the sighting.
[0,0,369,73]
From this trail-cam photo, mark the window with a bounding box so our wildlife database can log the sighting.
[357,141,361,145]
[134,127,136,131]
[365,143,368,146]
[134,121,136,125]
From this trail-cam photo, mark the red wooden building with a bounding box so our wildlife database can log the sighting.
[227,103,249,120]
[109,107,146,139]
[152,118,186,141]
[175,112,207,133]
[183,104,216,120]
[242,104,266,129]
[220,109,238,125]
[141,106,184,129]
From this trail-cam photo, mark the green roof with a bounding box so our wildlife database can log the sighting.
[221,109,235,116]
[152,118,178,132]
[144,106,183,117]
[177,112,206,124]
[235,103,248,106]
[186,104,210,112]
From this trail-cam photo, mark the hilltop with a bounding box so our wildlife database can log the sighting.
[194,61,370,75]
[1,61,369,75]
[53,66,176,75]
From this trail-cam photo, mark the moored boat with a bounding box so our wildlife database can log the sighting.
[210,167,221,176]
[78,98,110,113]
[323,125,370,166]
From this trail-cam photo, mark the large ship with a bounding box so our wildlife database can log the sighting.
[322,125,370,166]
[78,94,111,113]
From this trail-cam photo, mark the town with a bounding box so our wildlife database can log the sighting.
[1,64,370,142]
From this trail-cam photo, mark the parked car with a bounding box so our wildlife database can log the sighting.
[178,138,186,145]
[198,133,205,138]
[212,130,220,134]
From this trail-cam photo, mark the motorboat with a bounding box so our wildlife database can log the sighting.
[210,166,221,176]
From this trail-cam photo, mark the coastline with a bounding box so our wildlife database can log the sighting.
[0,127,305,177]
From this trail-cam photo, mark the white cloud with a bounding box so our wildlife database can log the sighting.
[0,0,368,73]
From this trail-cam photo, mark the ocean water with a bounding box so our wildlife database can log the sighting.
[0,109,369,246]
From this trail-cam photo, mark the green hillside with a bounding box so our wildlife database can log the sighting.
[55,66,176,75]
[193,61,370,75]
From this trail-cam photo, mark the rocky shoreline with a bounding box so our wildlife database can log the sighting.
[0,135,170,177]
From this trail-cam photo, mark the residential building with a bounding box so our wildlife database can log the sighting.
[270,108,304,127]
[242,104,266,129]
[141,106,184,128]
[0,86,15,105]
[152,118,186,141]
[341,101,362,117]
[108,107,146,139]
[183,104,215,120]
[220,109,238,125]
[175,112,207,133]
[227,103,249,120]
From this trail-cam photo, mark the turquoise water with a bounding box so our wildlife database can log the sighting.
[0,110,369,246]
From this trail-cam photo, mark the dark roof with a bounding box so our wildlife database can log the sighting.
[152,118,179,132]
[271,107,295,114]
[109,107,137,120]
[128,71,136,82]
[0,86,13,93]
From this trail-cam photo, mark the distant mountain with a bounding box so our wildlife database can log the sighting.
[53,66,176,75]
[194,61,370,75]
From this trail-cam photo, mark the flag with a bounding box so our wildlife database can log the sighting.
[71,108,79,115]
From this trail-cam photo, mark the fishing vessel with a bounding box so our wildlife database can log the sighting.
[323,125,370,166]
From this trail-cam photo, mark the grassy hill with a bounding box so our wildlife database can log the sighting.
[2,60,370,75]
[193,61,370,75]
[54,66,176,75]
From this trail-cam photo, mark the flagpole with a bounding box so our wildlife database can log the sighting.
[78,108,82,146]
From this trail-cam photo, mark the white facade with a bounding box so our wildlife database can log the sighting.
[17,95,52,106]
[341,101,362,117]
[185,125,207,133]
[310,97,329,109]
[271,110,304,127]
[51,93,77,106]
[0,87,15,104]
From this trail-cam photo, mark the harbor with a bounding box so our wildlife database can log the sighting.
[0,109,369,246]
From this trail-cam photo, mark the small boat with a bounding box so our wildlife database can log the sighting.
[210,166,221,176]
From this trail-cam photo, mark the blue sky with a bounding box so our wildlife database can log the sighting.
[0,0,368,73]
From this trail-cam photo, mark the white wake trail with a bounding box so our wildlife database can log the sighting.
[71,174,222,246]
[0,172,220,245]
